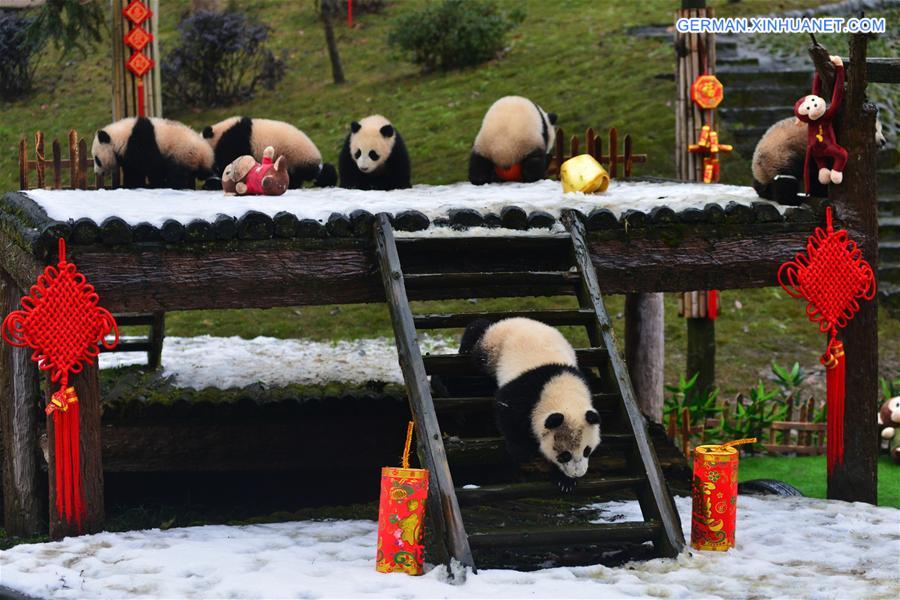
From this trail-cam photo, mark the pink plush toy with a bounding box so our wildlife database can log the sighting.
[222,146,289,196]
[793,55,848,193]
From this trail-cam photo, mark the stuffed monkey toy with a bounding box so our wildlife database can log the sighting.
[878,396,900,464]
[794,55,848,192]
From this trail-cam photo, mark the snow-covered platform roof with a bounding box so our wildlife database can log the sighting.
[0,179,822,249]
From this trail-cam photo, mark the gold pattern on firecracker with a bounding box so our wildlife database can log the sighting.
[560,154,610,194]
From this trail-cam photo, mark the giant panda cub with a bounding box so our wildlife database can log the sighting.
[92,117,214,189]
[339,115,411,191]
[752,116,887,204]
[202,117,337,188]
[469,95,557,185]
[460,317,601,492]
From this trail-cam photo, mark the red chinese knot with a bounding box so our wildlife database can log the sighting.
[778,207,875,341]
[2,238,118,529]
[778,207,875,473]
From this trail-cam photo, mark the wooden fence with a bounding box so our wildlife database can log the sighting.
[18,130,120,191]
[546,127,646,179]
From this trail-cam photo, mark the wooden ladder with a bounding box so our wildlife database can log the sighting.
[374,210,684,571]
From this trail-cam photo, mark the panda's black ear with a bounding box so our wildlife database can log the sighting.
[202,126,214,139]
[544,413,564,429]
[97,130,111,144]
[379,124,394,138]
[350,121,361,133]
[585,410,600,425]
[547,112,558,125]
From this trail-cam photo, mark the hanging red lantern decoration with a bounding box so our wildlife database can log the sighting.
[1,239,119,530]
[688,125,733,184]
[778,207,876,473]
[122,0,154,117]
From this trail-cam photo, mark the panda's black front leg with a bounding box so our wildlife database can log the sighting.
[121,165,146,189]
[520,148,549,183]
[468,151,496,185]
[550,466,577,494]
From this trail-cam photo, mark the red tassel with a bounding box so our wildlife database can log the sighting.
[48,387,85,530]
[823,340,845,473]
[708,290,719,320]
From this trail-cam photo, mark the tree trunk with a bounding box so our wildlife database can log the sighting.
[824,33,879,504]
[625,293,665,422]
[321,0,346,85]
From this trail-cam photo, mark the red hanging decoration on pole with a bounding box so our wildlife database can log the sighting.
[2,239,118,530]
[778,207,875,473]
[123,0,154,117]
[347,0,353,28]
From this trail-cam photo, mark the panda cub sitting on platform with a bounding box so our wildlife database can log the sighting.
[92,117,214,189]
[461,317,601,492]
[339,115,411,191]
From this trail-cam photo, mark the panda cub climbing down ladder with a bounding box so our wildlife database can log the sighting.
[373,210,684,571]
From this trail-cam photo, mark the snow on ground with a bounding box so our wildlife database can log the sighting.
[24,180,770,228]
[1,495,896,599]
[99,335,456,389]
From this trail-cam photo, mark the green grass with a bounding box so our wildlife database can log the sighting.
[740,455,900,508]
[2,1,897,403]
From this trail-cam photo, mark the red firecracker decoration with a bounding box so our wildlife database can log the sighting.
[690,438,755,552]
[1,239,118,529]
[688,125,733,184]
[376,421,428,575]
[778,207,876,473]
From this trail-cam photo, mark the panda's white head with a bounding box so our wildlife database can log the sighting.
[349,115,396,174]
[92,118,136,175]
[794,94,827,122]
[533,372,601,479]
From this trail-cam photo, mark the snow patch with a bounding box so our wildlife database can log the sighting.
[99,335,456,389]
[1,496,896,599]
[24,180,770,228]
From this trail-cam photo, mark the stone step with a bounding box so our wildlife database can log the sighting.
[717,56,757,66]
[726,84,801,107]
[880,195,900,216]
[881,217,900,241]
[719,106,793,128]
[717,67,812,88]
[878,170,900,192]
[880,263,900,284]
[879,282,900,317]
[881,242,900,264]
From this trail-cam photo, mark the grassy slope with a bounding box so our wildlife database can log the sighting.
[1,0,897,398]
[740,455,900,508]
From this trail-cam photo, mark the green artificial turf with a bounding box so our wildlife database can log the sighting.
[740,454,900,508]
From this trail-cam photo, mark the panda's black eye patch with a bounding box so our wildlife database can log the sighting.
[544,413,564,429]
[354,149,361,159]
[557,451,572,464]
[585,410,600,425]
[369,150,379,161]
[94,156,102,167]
[583,446,592,458]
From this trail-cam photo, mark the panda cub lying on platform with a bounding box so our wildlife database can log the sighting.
[461,317,601,492]
[92,117,214,189]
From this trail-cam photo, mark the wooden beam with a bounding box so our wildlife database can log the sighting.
[373,213,474,571]
[0,271,45,536]
[828,34,879,504]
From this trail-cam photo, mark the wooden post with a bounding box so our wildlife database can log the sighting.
[676,0,716,398]
[827,33,878,504]
[625,292,665,422]
[0,271,45,536]
[48,363,105,538]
